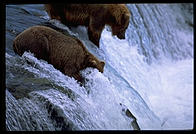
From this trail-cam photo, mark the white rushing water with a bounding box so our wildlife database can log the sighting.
[6,4,193,130]
[100,27,193,129]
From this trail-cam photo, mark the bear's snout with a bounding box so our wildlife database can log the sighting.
[117,32,125,39]
[99,61,105,73]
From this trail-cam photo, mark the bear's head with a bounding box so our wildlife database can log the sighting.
[109,4,130,39]
[91,60,105,73]
[87,56,105,73]
[112,13,130,39]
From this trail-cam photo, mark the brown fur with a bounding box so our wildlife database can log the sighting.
[13,26,105,82]
[44,4,131,47]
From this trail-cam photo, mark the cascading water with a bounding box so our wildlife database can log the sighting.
[5,4,193,130]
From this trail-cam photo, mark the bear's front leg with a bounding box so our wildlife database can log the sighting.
[64,67,84,83]
[88,17,105,48]
[72,72,84,84]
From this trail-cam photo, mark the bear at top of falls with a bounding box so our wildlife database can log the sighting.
[44,4,131,47]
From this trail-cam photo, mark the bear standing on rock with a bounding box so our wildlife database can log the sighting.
[13,26,105,82]
[44,4,131,47]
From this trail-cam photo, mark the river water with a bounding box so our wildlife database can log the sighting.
[5,4,193,130]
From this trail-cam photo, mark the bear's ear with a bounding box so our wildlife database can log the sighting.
[91,60,97,66]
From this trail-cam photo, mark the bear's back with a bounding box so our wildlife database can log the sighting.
[32,26,88,72]
[48,33,88,72]
[13,26,88,71]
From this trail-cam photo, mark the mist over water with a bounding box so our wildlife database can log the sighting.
[6,4,193,130]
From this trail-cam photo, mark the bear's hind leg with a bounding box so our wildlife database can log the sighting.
[34,36,49,61]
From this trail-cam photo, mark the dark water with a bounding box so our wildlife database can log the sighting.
[6,4,50,98]
[6,4,46,55]
[6,4,193,130]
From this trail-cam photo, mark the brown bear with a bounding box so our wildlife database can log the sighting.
[44,4,131,47]
[13,25,105,82]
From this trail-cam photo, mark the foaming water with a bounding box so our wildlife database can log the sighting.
[149,59,193,129]
[6,52,136,130]
[100,27,193,129]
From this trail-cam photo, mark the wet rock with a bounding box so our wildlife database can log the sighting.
[120,103,140,130]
